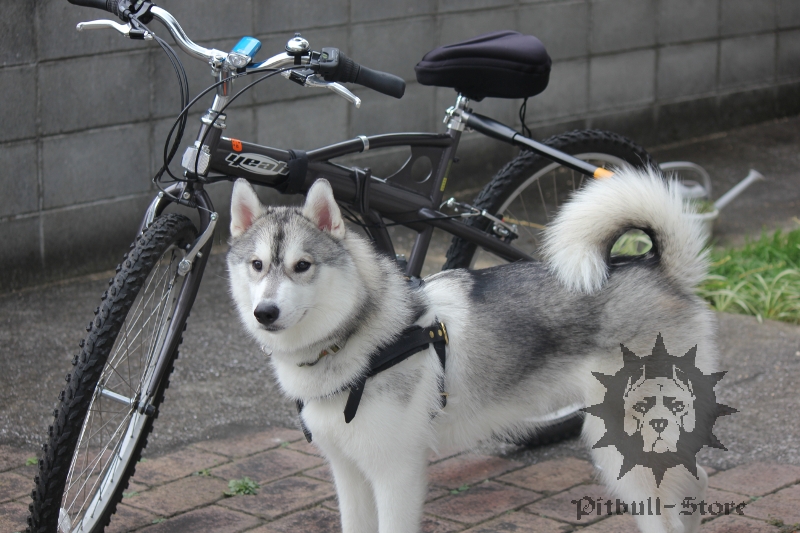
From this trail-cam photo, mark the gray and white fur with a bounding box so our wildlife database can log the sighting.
[227,167,717,533]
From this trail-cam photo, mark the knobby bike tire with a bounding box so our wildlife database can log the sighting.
[442,129,653,447]
[28,214,197,533]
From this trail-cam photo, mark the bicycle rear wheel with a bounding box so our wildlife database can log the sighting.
[443,129,653,446]
[28,213,197,533]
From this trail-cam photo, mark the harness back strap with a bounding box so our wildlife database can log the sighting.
[297,320,448,442]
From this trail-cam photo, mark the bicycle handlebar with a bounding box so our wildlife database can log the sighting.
[68,0,122,16]
[323,51,405,99]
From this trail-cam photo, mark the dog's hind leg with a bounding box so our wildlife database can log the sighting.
[322,445,378,533]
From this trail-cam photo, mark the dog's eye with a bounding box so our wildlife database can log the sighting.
[664,397,684,414]
[252,260,263,272]
[294,260,311,273]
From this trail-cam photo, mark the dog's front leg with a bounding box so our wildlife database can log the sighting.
[367,449,428,533]
[323,445,379,533]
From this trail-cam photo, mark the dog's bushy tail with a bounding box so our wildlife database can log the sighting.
[541,166,708,294]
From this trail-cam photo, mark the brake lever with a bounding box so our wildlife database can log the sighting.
[307,75,362,108]
[76,19,153,40]
[282,69,362,108]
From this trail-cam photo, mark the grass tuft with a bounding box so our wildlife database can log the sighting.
[224,476,260,496]
[697,229,800,324]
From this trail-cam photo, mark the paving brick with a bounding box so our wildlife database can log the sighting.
[498,457,595,494]
[523,483,613,525]
[744,483,800,525]
[351,18,436,82]
[589,50,656,111]
[519,1,589,60]
[194,427,305,458]
[0,66,36,143]
[428,454,524,489]
[708,462,800,497]
[137,505,261,533]
[704,486,751,516]
[256,94,348,151]
[719,34,777,91]
[721,0,776,37]
[0,471,32,503]
[246,507,341,533]
[219,475,334,519]
[701,514,780,532]
[39,51,151,135]
[778,30,800,82]
[425,481,540,525]
[0,446,34,473]
[287,439,323,457]
[590,0,656,54]
[421,515,463,533]
[0,501,28,533]
[42,123,151,209]
[461,510,570,532]
[527,59,588,121]
[126,475,228,516]
[657,0,719,45]
[0,141,38,218]
[350,0,435,23]
[211,448,323,486]
[1,0,34,67]
[579,513,639,532]
[657,42,718,101]
[305,465,332,482]
[106,503,157,533]
[132,447,228,486]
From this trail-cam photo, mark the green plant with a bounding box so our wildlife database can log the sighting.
[224,477,260,496]
[449,484,470,495]
[698,229,800,324]
[25,457,38,466]
[610,229,653,257]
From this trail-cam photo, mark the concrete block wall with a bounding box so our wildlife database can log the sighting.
[1,0,799,291]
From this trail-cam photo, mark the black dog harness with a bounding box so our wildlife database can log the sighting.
[296,320,448,443]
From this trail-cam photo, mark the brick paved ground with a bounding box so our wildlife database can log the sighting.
[3,428,800,533]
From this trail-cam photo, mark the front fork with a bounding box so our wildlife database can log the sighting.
[137,182,216,404]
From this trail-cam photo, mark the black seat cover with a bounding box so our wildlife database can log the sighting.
[415,31,551,101]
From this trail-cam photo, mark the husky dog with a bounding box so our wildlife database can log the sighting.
[624,368,697,454]
[227,167,717,533]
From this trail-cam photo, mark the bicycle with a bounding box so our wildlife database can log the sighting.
[28,1,653,532]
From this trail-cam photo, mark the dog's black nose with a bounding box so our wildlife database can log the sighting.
[650,418,668,433]
[254,304,280,325]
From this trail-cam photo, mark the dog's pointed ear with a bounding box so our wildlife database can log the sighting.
[302,179,345,239]
[231,179,264,238]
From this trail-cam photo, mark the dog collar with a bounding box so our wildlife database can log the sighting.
[297,342,344,367]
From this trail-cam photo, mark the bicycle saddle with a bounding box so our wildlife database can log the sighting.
[414,30,551,101]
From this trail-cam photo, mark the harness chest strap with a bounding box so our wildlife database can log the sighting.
[297,320,448,443]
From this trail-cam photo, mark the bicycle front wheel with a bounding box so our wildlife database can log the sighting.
[443,129,653,447]
[28,213,197,533]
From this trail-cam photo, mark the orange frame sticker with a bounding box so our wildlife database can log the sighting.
[231,139,243,152]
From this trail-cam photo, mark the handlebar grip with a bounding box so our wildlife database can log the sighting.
[67,0,122,17]
[337,53,405,99]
